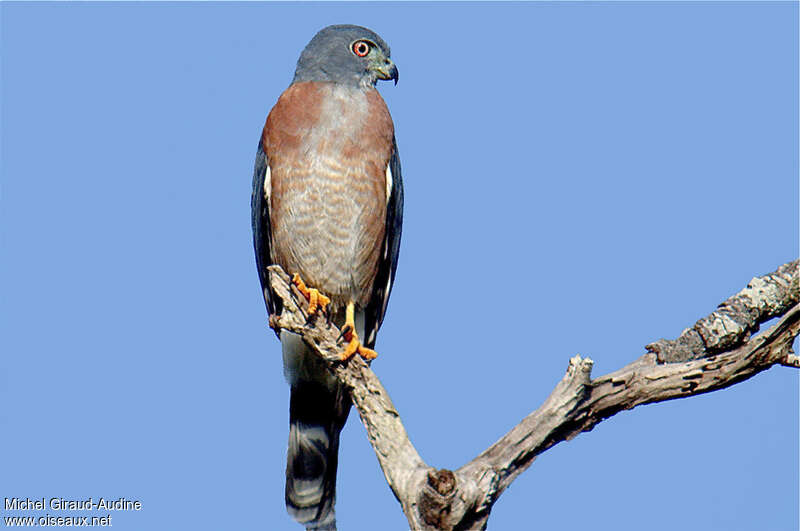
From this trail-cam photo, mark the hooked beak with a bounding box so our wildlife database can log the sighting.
[374,59,399,85]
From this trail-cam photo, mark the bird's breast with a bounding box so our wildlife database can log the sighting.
[262,82,394,307]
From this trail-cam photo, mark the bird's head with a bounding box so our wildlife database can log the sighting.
[293,25,398,89]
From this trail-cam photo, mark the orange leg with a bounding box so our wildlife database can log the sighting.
[291,273,330,316]
[340,301,378,361]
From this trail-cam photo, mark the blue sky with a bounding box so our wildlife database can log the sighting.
[1,2,797,530]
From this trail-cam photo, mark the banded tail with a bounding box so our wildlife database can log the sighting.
[282,331,351,530]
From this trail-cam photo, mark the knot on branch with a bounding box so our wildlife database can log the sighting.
[418,469,457,529]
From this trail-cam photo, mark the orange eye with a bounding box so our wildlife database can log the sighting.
[352,40,371,57]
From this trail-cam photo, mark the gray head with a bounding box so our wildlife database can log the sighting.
[292,25,398,88]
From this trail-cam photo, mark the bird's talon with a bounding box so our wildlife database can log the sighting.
[338,301,379,361]
[339,337,378,361]
[291,273,305,295]
[307,289,319,315]
[340,337,359,361]
[357,345,378,360]
[291,273,330,316]
[338,324,353,341]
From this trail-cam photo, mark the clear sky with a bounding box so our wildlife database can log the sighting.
[1,2,797,530]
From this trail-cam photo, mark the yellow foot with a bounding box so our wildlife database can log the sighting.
[340,301,378,361]
[291,273,330,316]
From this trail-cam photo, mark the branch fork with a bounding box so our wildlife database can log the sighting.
[266,261,799,530]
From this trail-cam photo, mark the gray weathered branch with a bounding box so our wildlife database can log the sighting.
[646,260,798,362]
[267,260,799,530]
[267,267,429,517]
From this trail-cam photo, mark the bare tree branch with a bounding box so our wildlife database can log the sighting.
[646,260,798,362]
[267,260,799,530]
[458,302,800,528]
[267,267,429,521]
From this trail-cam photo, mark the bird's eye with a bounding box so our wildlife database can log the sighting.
[352,40,371,57]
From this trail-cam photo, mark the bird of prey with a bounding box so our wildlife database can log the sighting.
[251,25,403,530]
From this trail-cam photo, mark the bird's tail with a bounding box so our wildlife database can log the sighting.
[286,380,351,529]
[283,332,351,530]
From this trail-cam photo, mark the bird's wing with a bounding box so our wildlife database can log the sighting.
[364,136,404,348]
[251,141,281,328]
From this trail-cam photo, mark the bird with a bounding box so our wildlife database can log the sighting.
[251,25,403,530]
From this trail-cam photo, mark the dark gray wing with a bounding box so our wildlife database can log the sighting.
[364,137,404,348]
[251,141,281,329]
